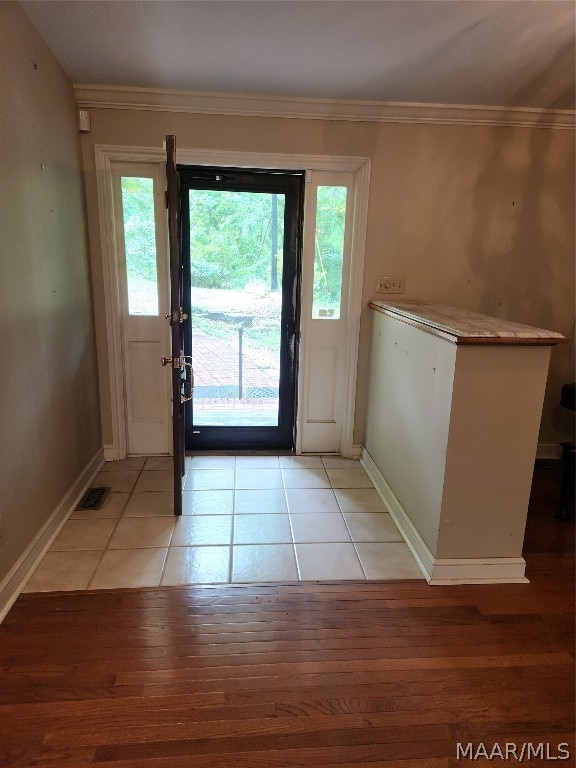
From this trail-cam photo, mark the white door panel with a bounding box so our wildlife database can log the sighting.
[299,171,354,454]
[113,163,171,456]
[306,346,338,422]
[127,342,164,421]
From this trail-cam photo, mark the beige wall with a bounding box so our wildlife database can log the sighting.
[0,4,101,583]
[79,103,575,450]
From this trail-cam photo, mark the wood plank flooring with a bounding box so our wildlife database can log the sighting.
[0,463,573,767]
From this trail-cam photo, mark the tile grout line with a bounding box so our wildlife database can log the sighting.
[33,455,420,591]
[158,484,179,587]
[281,469,301,581]
[343,517,369,581]
[87,458,147,590]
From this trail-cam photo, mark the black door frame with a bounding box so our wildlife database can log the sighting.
[178,165,305,451]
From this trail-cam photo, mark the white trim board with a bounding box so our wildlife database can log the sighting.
[361,447,529,585]
[95,145,370,459]
[103,444,117,461]
[74,85,575,130]
[0,449,105,624]
[96,144,370,171]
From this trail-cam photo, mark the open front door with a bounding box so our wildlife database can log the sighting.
[164,134,188,516]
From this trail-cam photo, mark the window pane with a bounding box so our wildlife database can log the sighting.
[189,189,286,427]
[312,186,347,320]
[121,177,159,316]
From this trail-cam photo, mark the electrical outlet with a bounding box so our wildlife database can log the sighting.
[376,276,405,294]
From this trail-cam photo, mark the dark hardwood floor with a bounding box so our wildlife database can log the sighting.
[0,463,573,767]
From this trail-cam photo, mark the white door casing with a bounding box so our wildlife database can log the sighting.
[95,146,369,458]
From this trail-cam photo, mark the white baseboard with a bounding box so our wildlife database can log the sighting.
[361,446,528,585]
[536,442,562,460]
[0,448,105,624]
[103,444,119,461]
[360,448,434,580]
[423,557,528,584]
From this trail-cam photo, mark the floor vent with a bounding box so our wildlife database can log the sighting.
[76,487,111,511]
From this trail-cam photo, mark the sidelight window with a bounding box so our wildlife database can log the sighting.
[312,185,348,320]
[120,176,159,316]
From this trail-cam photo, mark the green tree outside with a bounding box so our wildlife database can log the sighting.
[189,189,285,290]
[121,177,158,282]
[313,185,347,316]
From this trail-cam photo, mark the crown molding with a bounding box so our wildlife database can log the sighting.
[74,84,575,130]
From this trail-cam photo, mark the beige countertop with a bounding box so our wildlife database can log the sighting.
[369,300,567,345]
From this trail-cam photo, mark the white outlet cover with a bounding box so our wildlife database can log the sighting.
[376,276,405,294]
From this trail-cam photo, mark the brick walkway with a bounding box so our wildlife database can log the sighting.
[192,328,278,389]
[192,328,279,422]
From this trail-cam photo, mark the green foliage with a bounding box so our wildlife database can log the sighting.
[121,177,158,282]
[120,179,349,316]
[313,186,347,311]
[189,190,285,290]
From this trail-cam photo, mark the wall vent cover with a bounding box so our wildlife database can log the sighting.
[76,487,111,511]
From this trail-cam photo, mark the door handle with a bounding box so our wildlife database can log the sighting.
[161,355,194,369]
[183,365,194,390]
[181,369,194,403]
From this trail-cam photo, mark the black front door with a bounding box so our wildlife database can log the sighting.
[165,135,186,515]
[179,165,304,451]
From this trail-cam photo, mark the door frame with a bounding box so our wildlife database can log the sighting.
[179,166,304,452]
[94,144,370,459]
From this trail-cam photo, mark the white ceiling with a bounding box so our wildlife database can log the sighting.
[20,1,576,110]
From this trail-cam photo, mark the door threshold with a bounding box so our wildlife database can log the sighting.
[185,449,344,457]
[186,449,296,456]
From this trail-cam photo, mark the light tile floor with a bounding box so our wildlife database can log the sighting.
[23,455,424,592]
